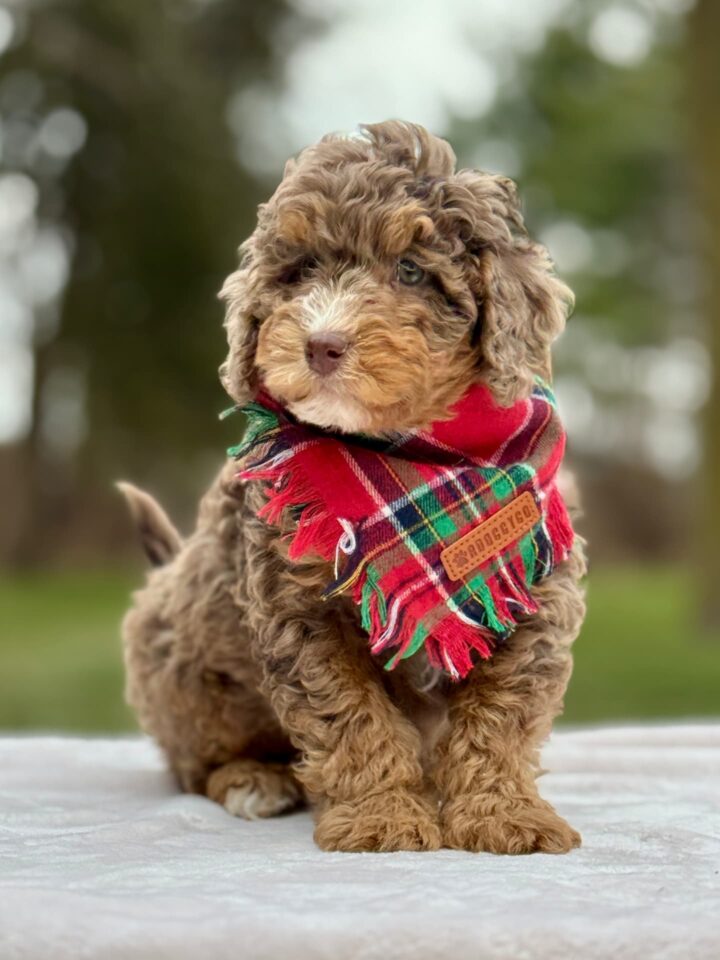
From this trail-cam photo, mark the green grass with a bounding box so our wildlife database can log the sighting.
[1,566,719,732]
[0,570,138,732]
[565,566,720,722]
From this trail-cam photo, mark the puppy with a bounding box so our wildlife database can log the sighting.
[120,121,586,853]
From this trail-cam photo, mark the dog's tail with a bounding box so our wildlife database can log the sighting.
[116,481,183,567]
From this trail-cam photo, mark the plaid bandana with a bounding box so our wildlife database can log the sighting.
[226,381,574,679]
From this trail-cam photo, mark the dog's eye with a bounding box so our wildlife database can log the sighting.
[397,258,425,286]
[279,256,318,285]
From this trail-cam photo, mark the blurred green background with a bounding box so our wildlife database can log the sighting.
[0,0,718,731]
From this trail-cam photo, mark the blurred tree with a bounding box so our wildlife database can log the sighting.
[453,5,689,346]
[688,0,720,628]
[0,0,305,566]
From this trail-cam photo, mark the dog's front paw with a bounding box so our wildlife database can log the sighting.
[441,794,581,855]
[314,789,441,852]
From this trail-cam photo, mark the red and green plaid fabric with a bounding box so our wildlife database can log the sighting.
[227,381,574,679]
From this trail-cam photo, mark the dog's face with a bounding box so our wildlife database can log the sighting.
[221,121,572,434]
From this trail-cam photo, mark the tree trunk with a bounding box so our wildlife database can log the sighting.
[688,0,720,628]
[4,338,66,569]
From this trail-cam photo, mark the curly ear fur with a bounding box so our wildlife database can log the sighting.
[218,250,260,405]
[476,235,573,405]
[449,172,574,406]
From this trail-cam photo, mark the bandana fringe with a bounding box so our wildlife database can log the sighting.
[546,488,575,562]
[240,462,341,565]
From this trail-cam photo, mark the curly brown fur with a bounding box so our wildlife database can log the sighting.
[121,121,586,852]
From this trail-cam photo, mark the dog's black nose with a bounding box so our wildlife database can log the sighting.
[305,333,348,375]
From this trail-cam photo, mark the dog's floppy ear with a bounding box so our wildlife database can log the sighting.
[218,249,261,405]
[452,172,573,406]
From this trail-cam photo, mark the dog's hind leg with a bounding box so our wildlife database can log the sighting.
[206,758,301,819]
[120,470,301,818]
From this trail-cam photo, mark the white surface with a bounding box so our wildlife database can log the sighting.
[1,726,719,960]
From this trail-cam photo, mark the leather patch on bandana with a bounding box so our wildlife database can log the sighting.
[440,491,541,581]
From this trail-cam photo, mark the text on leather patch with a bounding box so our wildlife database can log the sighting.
[440,490,541,581]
